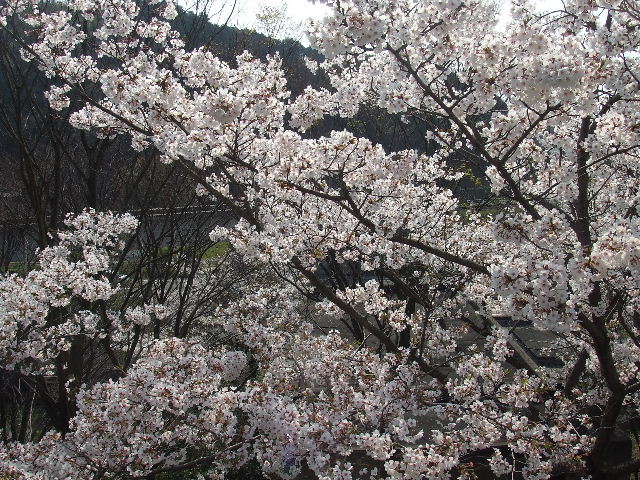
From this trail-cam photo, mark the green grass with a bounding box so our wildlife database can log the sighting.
[154,241,230,261]
[200,241,230,260]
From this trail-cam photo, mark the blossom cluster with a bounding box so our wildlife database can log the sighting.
[0,210,137,373]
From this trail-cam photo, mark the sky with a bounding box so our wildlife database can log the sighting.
[236,0,332,26]
[196,0,331,43]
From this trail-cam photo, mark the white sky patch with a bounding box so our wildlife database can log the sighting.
[497,0,566,29]
[236,0,331,26]
[188,0,331,44]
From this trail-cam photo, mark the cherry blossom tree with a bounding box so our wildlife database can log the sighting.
[1,0,640,479]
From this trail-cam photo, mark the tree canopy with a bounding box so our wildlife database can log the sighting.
[1,0,640,479]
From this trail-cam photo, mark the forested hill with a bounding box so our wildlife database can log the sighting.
[169,8,325,97]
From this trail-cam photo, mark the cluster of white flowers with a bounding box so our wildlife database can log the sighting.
[0,210,137,372]
[0,338,249,478]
